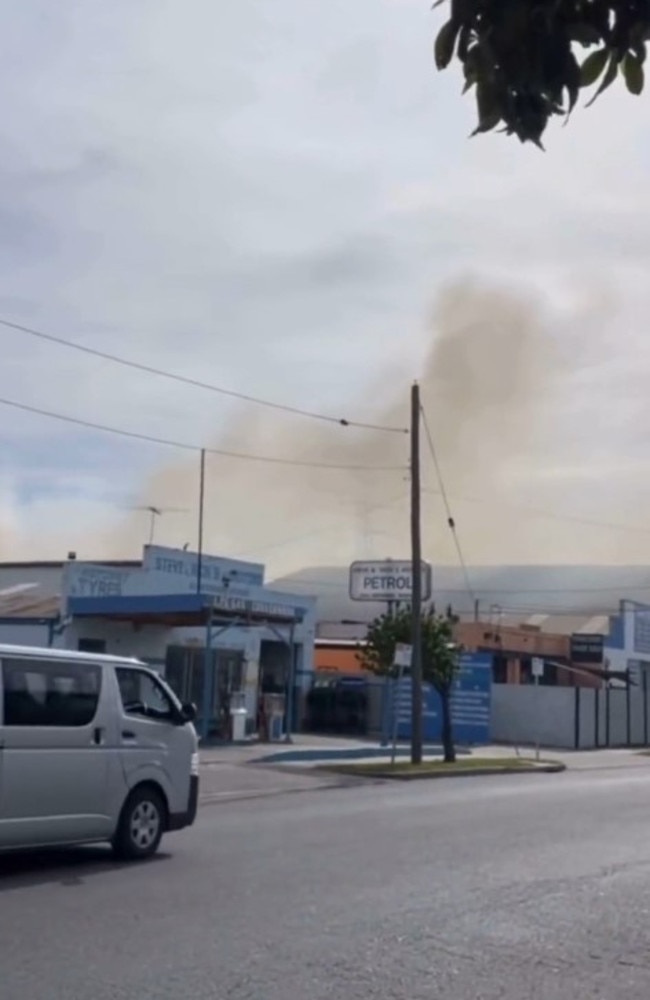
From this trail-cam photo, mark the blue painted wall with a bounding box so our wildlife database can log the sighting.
[389,652,492,745]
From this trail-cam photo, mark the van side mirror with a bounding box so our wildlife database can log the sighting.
[180,702,197,723]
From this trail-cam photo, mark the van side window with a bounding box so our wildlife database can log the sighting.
[2,659,102,727]
[116,668,174,722]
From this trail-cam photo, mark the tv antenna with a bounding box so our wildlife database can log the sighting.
[129,505,188,544]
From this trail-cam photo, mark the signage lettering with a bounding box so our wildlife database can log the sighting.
[349,560,432,602]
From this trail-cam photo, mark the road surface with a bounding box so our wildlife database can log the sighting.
[3,766,650,998]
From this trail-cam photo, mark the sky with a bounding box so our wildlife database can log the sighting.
[3,0,650,576]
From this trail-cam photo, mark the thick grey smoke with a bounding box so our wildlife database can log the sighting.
[99,278,567,569]
[13,277,649,571]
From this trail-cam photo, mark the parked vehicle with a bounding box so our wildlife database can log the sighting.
[0,644,199,858]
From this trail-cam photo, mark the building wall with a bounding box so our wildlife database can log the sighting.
[604,601,650,685]
[61,618,173,667]
[0,621,52,646]
[315,645,364,674]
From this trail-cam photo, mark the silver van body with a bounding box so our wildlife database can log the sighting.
[0,644,199,858]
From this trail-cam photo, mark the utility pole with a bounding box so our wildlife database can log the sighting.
[410,381,423,765]
[197,448,206,595]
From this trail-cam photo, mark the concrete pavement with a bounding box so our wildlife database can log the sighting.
[200,735,650,774]
[5,767,650,997]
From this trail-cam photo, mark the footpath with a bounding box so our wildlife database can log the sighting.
[198,736,650,804]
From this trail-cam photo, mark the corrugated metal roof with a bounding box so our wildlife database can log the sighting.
[0,590,59,619]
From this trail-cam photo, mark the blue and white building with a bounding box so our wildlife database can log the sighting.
[0,544,317,740]
[603,599,650,688]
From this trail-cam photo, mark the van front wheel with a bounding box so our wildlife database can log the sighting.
[113,787,165,860]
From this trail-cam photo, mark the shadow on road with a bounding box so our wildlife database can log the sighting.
[0,845,170,892]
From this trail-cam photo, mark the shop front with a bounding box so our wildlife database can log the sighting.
[57,544,317,741]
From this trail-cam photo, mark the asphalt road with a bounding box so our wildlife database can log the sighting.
[3,767,650,999]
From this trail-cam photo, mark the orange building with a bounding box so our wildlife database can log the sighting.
[314,639,366,675]
[315,622,602,687]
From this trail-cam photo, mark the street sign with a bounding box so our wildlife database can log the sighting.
[349,560,432,602]
[394,643,412,668]
[532,657,544,678]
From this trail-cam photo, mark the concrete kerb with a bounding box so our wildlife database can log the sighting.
[318,761,567,782]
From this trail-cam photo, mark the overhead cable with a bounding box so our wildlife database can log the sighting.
[1,317,407,434]
[0,396,406,472]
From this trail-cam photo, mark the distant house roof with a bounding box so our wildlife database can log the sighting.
[0,586,60,620]
[275,564,644,636]
[0,560,140,570]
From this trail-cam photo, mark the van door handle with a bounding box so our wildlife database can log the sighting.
[122,730,136,740]
[93,727,105,746]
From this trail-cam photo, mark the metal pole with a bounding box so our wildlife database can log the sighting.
[201,612,213,742]
[534,671,540,761]
[410,381,423,765]
[284,620,296,744]
[197,448,206,595]
[390,659,405,765]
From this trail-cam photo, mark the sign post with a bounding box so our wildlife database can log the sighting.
[531,657,544,761]
[391,643,412,765]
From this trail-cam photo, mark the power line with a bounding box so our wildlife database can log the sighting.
[420,404,475,603]
[422,486,650,538]
[0,396,406,472]
[1,317,407,435]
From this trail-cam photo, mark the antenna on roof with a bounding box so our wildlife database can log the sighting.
[127,505,188,544]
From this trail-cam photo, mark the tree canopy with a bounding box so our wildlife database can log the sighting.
[359,606,461,762]
[434,1,649,146]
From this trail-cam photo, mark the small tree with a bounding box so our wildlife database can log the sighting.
[359,606,461,764]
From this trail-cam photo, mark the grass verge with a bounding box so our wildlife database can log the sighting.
[319,757,565,780]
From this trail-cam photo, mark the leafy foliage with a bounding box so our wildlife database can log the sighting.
[359,605,459,692]
[359,606,461,762]
[433,1,650,146]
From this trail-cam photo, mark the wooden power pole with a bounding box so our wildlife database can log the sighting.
[410,382,423,765]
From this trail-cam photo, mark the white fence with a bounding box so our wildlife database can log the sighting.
[492,681,650,749]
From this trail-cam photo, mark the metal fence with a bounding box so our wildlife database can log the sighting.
[492,679,650,750]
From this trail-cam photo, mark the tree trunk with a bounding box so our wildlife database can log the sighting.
[440,687,455,763]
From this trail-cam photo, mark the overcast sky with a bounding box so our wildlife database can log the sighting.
[3,0,650,575]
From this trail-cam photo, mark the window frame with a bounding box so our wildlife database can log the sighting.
[115,666,179,724]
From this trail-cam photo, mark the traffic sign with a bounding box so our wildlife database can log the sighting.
[532,657,544,679]
[394,643,412,668]
[349,560,432,602]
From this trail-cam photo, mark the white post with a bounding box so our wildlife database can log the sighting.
[531,657,544,761]
[534,671,540,762]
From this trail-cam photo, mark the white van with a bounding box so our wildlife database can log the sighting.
[0,644,199,859]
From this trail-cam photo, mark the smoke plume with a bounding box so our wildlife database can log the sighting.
[8,277,650,573]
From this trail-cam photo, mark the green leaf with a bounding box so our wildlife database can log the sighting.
[585,54,619,107]
[580,48,609,87]
[623,52,645,95]
[471,81,502,135]
[434,18,460,70]
[564,52,581,114]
